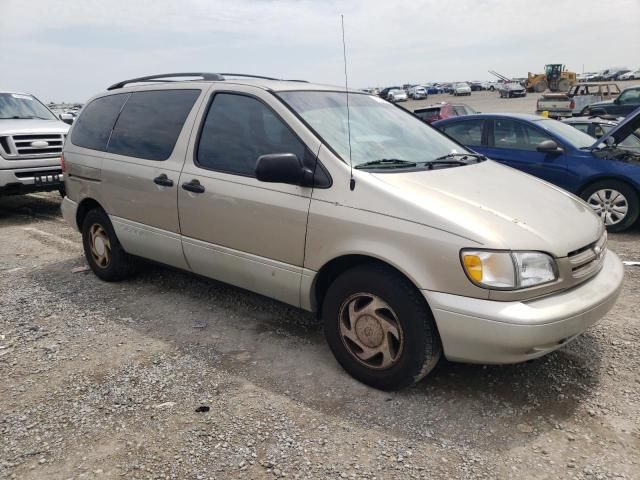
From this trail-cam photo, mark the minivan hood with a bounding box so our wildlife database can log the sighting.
[0,119,69,135]
[369,160,602,257]
[591,106,640,150]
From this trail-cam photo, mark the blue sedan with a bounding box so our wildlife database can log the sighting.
[433,110,640,232]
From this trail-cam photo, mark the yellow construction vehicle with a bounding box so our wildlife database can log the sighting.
[527,64,577,93]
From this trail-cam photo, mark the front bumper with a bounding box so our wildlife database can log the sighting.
[0,167,64,195]
[423,250,624,364]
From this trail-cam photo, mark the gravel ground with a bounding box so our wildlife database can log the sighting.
[1,189,639,480]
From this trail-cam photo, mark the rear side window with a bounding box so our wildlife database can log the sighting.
[196,93,306,176]
[492,119,552,151]
[414,108,440,121]
[452,106,468,116]
[108,90,200,161]
[441,119,484,146]
[71,94,128,151]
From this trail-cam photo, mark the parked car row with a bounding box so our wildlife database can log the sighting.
[373,80,502,100]
[579,68,638,82]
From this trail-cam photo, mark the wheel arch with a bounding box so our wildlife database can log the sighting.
[75,197,106,230]
[578,175,640,198]
[310,254,425,316]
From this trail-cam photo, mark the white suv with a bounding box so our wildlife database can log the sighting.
[0,91,69,196]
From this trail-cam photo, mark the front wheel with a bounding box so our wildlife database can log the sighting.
[581,181,639,232]
[322,264,442,390]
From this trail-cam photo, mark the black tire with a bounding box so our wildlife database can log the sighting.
[81,209,137,281]
[322,264,442,390]
[580,180,639,233]
[489,86,495,91]
[58,187,66,198]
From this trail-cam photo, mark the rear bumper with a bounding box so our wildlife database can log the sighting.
[424,250,624,364]
[61,196,79,231]
[536,108,572,118]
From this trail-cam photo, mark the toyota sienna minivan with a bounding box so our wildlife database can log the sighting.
[61,73,624,390]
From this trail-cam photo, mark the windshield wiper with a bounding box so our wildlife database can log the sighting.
[428,153,486,163]
[418,153,486,169]
[355,158,417,169]
[0,115,39,119]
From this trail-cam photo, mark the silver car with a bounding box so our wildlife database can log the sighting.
[61,73,624,390]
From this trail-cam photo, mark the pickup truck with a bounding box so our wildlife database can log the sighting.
[584,86,640,117]
[1,91,69,196]
[536,83,621,118]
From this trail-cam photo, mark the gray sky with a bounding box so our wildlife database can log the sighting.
[1,0,638,103]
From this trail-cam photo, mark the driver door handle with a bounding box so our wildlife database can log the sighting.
[153,174,174,187]
[181,179,205,194]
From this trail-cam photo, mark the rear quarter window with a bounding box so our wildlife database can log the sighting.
[70,94,128,151]
[441,119,484,145]
[107,89,200,161]
[414,108,439,120]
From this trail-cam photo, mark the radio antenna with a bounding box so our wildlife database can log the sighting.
[341,14,355,191]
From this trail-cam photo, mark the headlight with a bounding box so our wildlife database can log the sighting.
[461,250,557,289]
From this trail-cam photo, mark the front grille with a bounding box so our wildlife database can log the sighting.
[568,233,607,280]
[0,133,65,159]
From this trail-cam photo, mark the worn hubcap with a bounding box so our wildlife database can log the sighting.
[89,223,111,268]
[338,293,404,370]
[587,189,628,226]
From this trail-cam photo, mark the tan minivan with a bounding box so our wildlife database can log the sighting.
[61,73,624,390]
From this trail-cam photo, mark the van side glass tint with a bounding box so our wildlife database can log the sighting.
[70,94,128,151]
[107,90,200,161]
[197,93,305,176]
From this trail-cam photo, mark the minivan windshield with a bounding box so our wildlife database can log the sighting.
[0,93,57,120]
[277,91,469,167]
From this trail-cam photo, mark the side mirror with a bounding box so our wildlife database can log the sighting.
[59,113,74,125]
[536,139,563,154]
[256,153,313,187]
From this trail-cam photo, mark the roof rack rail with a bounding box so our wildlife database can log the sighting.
[107,72,224,90]
[219,73,280,81]
[220,73,308,83]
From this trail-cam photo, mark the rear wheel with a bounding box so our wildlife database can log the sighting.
[581,181,639,232]
[322,264,442,390]
[81,209,138,281]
